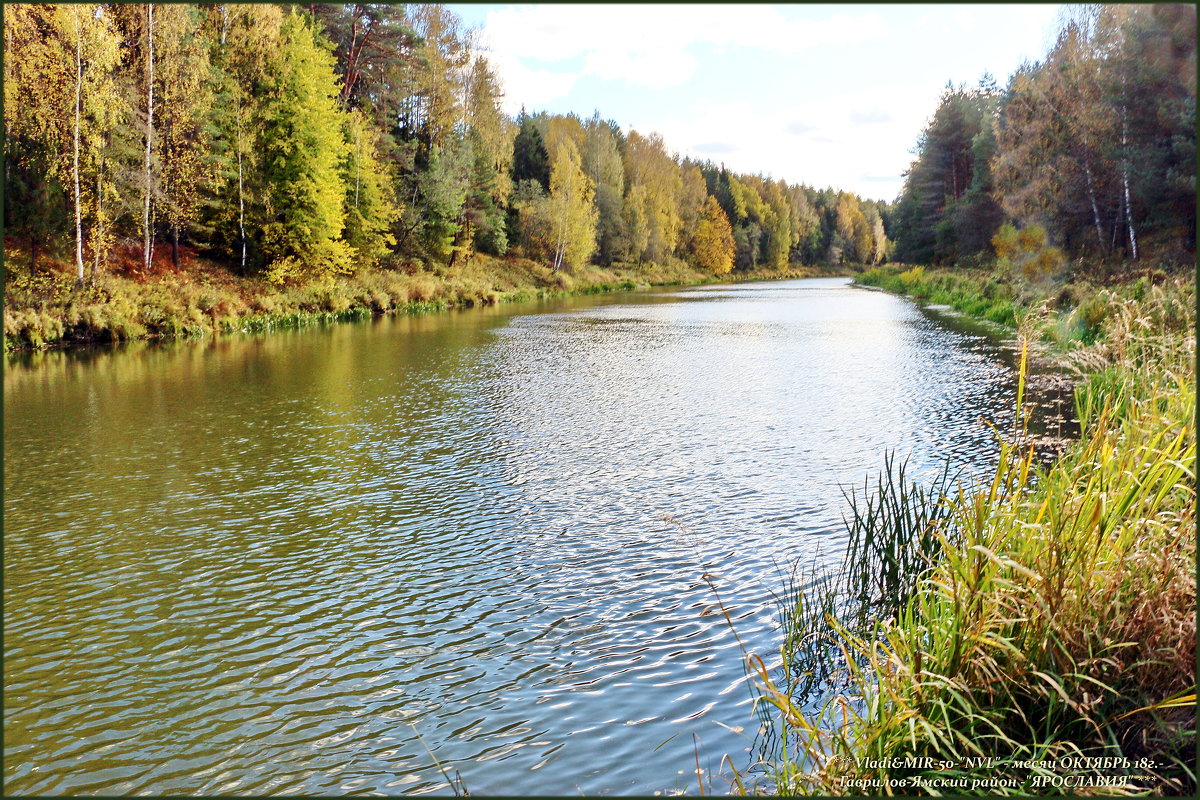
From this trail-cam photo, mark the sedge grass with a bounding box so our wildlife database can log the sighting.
[747,285,1196,795]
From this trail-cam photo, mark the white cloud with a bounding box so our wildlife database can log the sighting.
[475,4,888,92]
[639,84,936,199]
[478,49,579,115]
[583,48,698,90]
[459,4,1065,199]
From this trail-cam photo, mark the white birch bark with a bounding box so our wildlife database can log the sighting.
[142,4,154,271]
[237,108,247,272]
[1120,95,1138,260]
[1080,142,1106,254]
[73,7,84,283]
[553,171,572,273]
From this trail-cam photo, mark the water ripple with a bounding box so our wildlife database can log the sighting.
[5,278,1053,795]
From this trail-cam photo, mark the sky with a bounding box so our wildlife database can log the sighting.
[445,3,1065,201]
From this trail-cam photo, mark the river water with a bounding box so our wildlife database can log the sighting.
[5,278,1054,795]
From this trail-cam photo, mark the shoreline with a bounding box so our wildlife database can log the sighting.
[756,266,1196,796]
[3,255,852,355]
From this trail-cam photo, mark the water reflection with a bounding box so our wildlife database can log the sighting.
[5,278,1062,795]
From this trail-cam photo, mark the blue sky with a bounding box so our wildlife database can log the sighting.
[446,3,1065,201]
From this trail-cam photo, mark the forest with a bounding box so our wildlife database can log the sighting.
[893,4,1195,271]
[3,5,1196,796]
[2,3,1194,341]
[2,2,891,291]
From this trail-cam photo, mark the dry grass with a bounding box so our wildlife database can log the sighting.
[747,282,1196,796]
[2,252,735,351]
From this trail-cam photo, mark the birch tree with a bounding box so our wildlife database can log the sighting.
[547,138,596,272]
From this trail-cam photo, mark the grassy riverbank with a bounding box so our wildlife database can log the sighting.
[747,270,1196,795]
[855,264,1190,350]
[2,250,846,352]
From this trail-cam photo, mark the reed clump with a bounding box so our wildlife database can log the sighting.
[750,284,1196,795]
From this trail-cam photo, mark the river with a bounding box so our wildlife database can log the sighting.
[4,277,1056,795]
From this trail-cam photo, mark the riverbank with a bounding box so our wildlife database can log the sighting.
[2,250,848,352]
[855,264,1190,352]
[751,268,1196,795]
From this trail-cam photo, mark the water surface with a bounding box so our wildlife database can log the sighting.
[6,278,1046,794]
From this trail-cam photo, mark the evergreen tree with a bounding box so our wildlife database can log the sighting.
[260,11,352,282]
[344,109,399,267]
[512,111,550,191]
[201,3,284,273]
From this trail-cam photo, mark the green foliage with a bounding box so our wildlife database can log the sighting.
[260,12,351,282]
[753,286,1196,794]
[416,141,470,260]
[9,1,1188,311]
[511,111,550,191]
[343,109,399,267]
[857,266,1023,328]
[893,79,1004,265]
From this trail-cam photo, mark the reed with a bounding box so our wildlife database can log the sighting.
[749,285,1196,795]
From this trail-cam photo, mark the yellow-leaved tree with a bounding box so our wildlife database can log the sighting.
[691,195,735,274]
[548,138,597,272]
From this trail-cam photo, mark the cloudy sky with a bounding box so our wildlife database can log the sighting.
[446,3,1065,201]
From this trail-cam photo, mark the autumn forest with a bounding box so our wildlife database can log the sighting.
[2,4,1195,351]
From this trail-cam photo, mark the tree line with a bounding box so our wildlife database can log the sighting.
[7,3,1191,288]
[3,3,892,287]
[893,4,1195,271]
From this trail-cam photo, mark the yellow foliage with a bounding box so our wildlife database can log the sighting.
[692,196,735,274]
[995,223,1062,283]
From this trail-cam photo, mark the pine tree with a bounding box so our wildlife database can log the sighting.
[512,111,550,191]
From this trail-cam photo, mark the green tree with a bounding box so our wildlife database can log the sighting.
[512,110,550,191]
[583,115,627,264]
[344,109,399,267]
[413,140,470,261]
[260,11,352,282]
[202,3,284,273]
[462,56,512,256]
[894,81,1001,264]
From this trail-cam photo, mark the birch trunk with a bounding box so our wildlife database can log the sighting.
[1080,143,1105,254]
[1120,103,1138,260]
[142,4,155,272]
[73,7,84,284]
[1117,66,1138,260]
[237,118,247,273]
[92,159,102,280]
[553,172,572,273]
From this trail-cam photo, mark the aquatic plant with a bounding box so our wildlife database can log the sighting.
[747,286,1196,795]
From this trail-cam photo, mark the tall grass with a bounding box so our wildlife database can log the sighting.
[749,284,1196,795]
[776,455,961,708]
